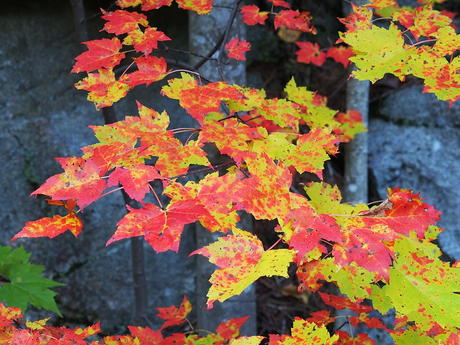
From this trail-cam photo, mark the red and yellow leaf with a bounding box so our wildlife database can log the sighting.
[124,27,171,55]
[12,213,82,240]
[156,296,192,329]
[32,157,107,209]
[191,229,295,308]
[75,69,130,109]
[107,200,206,252]
[176,0,213,14]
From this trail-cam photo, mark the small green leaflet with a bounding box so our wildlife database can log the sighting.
[0,246,63,315]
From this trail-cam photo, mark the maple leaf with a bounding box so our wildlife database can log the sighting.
[176,0,213,14]
[191,229,295,308]
[108,164,161,202]
[198,118,266,163]
[121,55,168,87]
[338,5,373,33]
[156,296,192,329]
[31,157,107,209]
[326,46,354,68]
[268,318,338,345]
[240,5,268,25]
[340,24,411,82]
[295,41,326,66]
[124,27,171,55]
[274,10,316,33]
[107,200,206,252]
[217,316,250,340]
[306,311,335,327]
[101,9,148,35]
[163,78,243,124]
[374,236,460,331]
[74,322,101,339]
[117,0,142,7]
[333,110,367,142]
[165,174,240,232]
[297,258,376,300]
[282,205,342,264]
[72,38,125,73]
[141,0,174,10]
[75,68,130,109]
[225,38,251,61]
[267,0,290,8]
[0,304,22,328]
[234,154,295,220]
[12,213,82,240]
[365,0,399,9]
[393,6,452,40]
[128,325,165,344]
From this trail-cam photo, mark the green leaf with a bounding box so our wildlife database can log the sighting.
[0,246,63,315]
[381,236,460,331]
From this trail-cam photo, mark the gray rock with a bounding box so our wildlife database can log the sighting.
[369,86,460,260]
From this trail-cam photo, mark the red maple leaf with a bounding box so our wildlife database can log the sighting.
[124,27,171,55]
[72,38,125,73]
[107,200,206,252]
[101,9,148,35]
[32,157,107,209]
[128,326,164,344]
[225,38,251,61]
[274,10,316,33]
[360,188,441,239]
[295,42,326,66]
[216,317,250,340]
[107,164,161,202]
[156,296,192,329]
[267,0,290,8]
[326,46,354,68]
[121,56,168,87]
[241,5,268,25]
[306,311,335,327]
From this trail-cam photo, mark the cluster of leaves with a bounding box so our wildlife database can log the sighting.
[0,297,345,344]
[242,0,459,102]
[0,246,62,315]
[9,0,460,344]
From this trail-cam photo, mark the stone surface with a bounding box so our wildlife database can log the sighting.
[0,0,196,331]
[369,85,460,260]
